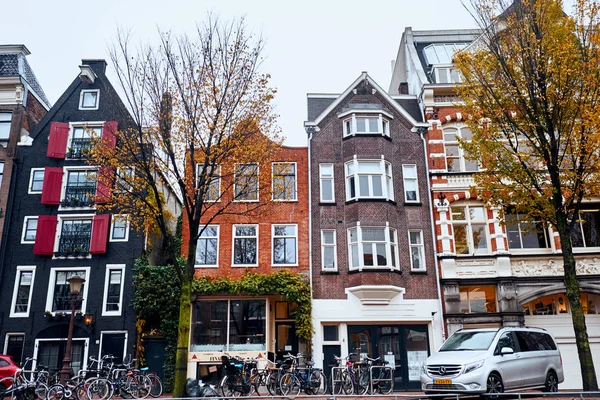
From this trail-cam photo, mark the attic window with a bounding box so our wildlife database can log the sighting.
[343,114,389,137]
[79,90,99,110]
[423,43,467,65]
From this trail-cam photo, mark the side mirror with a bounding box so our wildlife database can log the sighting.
[500,347,514,355]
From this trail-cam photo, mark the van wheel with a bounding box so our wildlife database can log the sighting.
[543,371,558,392]
[483,373,504,398]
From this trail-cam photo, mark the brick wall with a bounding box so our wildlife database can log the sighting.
[310,87,439,301]
[181,145,309,279]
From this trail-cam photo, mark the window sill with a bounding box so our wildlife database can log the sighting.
[232,200,260,203]
[272,199,298,203]
[271,264,298,267]
[319,201,337,206]
[345,198,396,205]
[348,267,401,274]
[343,133,391,141]
[194,265,218,268]
[403,201,422,206]
[232,264,258,268]
[320,270,339,275]
[410,269,428,274]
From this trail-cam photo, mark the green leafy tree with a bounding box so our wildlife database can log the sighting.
[455,0,600,390]
[92,15,281,396]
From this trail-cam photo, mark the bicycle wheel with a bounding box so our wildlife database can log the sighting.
[249,371,266,396]
[265,372,279,396]
[221,375,242,397]
[34,382,49,400]
[86,378,112,400]
[125,375,151,399]
[0,377,15,400]
[146,374,163,398]
[279,373,300,396]
[357,368,370,395]
[47,384,67,400]
[341,370,354,394]
[308,371,326,395]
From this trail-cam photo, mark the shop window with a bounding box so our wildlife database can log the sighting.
[522,293,597,315]
[459,286,497,313]
[191,299,266,352]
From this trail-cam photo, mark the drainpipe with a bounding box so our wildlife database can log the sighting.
[419,126,446,343]
[306,126,314,361]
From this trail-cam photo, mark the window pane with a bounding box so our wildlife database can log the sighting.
[403,165,417,178]
[358,162,381,173]
[447,157,460,172]
[82,92,98,107]
[359,176,370,196]
[471,224,488,254]
[451,207,466,221]
[322,231,334,244]
[274,225,296,236]
[411,246,423,270]
[582,211,600,247]
[191,301,228,351]
[320,164,333,176]
[321,180,333,201]
[470,207,486,221]
[409,231,422,245]
[445,144,459,157]
[368,118,378,132]
[229,300,266,351]
[323,326,338,342]
[375,243,387,266]
[235,226,256,236]
[323,247,335,269]
[461,128,473,140]
[464,159,479,172]
[371,176,383,196]
[362,228,385,241]
[454,225,469,254]
[363,244,374,266]
[356,119,366,132]
[351,244,359,267]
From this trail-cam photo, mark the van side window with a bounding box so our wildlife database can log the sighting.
[494,332,516,355]
[515,331,556,351]
[515,331,533,351]
[539,333,557,350]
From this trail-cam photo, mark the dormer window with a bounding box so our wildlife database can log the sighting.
[79,90,99,110]
[343,114,390,137]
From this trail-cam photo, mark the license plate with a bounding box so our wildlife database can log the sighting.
[434,379,452,385]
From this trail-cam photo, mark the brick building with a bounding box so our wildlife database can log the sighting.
[390,27,600,389]
[180,142,309,381]
[0,59,144,371]
[0,45,49,254]
[305,72,444,391]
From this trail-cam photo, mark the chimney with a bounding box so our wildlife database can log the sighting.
[399,82,409,95]
[81,59,107,75]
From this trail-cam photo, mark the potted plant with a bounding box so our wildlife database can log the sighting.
[67,147,75,158]
[73,247,87,258]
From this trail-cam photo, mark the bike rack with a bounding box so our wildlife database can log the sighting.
[369,365,394,394]
[329,367,347,393]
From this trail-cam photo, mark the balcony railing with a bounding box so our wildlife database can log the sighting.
[67,138,93,158]
[61,185,96,207]
[55,226,91,258]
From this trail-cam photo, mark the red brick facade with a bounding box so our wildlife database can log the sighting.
[180,144,309,278]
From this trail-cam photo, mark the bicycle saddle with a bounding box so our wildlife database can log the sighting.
[306,361,314,367]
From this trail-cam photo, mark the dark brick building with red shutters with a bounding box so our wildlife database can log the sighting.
[0,59,144,372]
[305,72,444,391]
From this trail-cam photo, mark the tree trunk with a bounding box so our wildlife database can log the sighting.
[555,211,598,391]
[172,272,192,397]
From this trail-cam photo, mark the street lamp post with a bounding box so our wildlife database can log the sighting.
[59,275,85,383]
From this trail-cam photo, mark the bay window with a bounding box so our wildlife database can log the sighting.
[451,204,489,255]
[345,159,393,201]
[343,114,390,137]
[348,225,399,270]
[191,299,266,352]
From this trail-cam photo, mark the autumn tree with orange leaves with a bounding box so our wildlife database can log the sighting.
[455,0,600,390]
[91,17,281,396]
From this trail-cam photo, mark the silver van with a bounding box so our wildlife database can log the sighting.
[421,327,564,396]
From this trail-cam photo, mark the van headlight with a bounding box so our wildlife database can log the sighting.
[464,360,485,374]
[421,362,426,374]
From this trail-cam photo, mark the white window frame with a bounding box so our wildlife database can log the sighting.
[319,163,335,203]
[67,122,104,159]
[272,162,297,201]
[59,166,98,211]
[271,224,298,266]
[109,215,130,242]
[44,266,91,315]
[347,224,400,271]
[408,230,426,271]
[233,163,259,202]
[32,338,89,373]
[0,112,12,142]
[443,124,478,173]
[195,225,219,268]
[102,264,126,316]
[53,214,94,259]
[28,168,45,194]
[196,164,221,202]
[10,266,36,318]
[402,164,419,203]
[505,211,551,253]
[115,166,135,193]
[344,158,394,201]
[232,224,259,267]
[3,333,25,358]
[21,216,38,244]
[321,229,337,271]
[340,111,392,138]
[78,89,100,110]
[98,331,128,361]
[451,203,490,255]
[433,65,463,84]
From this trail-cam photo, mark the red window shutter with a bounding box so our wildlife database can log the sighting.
[33,216,57,255]
[90,214,110,254]
[47,122,69,158]
[102,121,118,149]
[95,167,114,204]
[40,168,63,205]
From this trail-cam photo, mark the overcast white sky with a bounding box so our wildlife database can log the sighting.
[3,0,572,147]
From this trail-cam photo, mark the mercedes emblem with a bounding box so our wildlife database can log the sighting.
[440,366,446,375]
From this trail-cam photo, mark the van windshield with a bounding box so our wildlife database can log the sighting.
[439,331,497,351]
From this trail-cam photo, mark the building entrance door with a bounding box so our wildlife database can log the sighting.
[275,322,298,361]
[347,324,429,391]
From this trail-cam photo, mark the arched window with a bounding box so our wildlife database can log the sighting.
[443,125,478,172]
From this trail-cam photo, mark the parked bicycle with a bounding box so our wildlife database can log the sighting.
[0,358,49,400]
[218,355,260,397]
[278,353,326,396]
